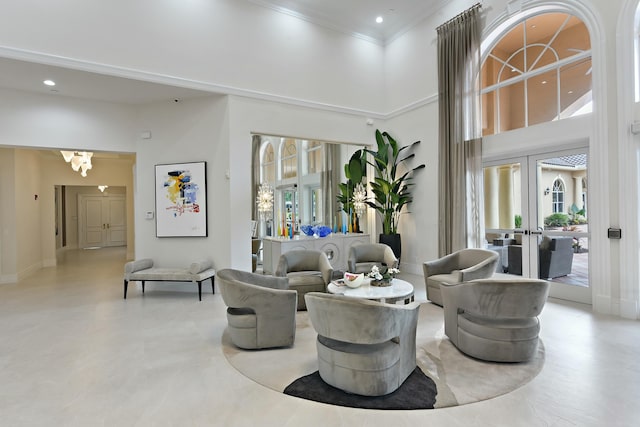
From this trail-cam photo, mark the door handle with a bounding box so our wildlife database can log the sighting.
[530,230,543,235]
[107,223,110,229]
[513,229,528,235]
[102,224,106,229]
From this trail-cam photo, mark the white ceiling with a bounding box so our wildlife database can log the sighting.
[249,0,446,43]
[0,0,443,105]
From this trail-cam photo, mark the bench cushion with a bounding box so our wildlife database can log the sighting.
[124,259,215,282]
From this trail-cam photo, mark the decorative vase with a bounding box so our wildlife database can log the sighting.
[371,278,392,287]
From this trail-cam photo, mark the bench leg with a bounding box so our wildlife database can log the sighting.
[124,280,128,299]
[211,276,215,295]
[142,281,145,294]
[198,281,202,301]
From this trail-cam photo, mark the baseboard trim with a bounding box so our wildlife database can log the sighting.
[620,299,639,320]
[0,274,18,284]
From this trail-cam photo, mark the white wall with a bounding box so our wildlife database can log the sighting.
[0,88,137,152]
[0,0,386,113]
[134,95,231,269]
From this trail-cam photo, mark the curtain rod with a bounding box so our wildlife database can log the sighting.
[436,2,482,32]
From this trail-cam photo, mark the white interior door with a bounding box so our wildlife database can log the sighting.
[79,195,126,248]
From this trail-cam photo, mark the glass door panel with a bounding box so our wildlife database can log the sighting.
[483,159,527,275]
[531,150,590,304]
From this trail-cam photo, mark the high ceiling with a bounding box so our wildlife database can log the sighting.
[0,0,445,105]
[249,0,447,43]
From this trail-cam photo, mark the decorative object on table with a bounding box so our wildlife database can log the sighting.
[352,182,367,218]
[365,130,425,261]
[300,224,332,238]
[343,272,364,288]
[155,161,207,237]
[256,182,274,220]
[337,149,367,233]
[368,264,399,287]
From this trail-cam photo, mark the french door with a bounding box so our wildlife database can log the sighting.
[484,148,590,304]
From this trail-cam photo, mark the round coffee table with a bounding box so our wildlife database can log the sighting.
[327,278,415,304]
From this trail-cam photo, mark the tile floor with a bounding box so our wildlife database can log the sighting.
[1,247,639,426]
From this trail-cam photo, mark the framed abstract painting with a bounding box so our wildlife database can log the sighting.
[155,161,207,237]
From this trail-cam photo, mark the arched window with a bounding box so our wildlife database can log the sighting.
[281,138,297,179]
[552,178,565,213]
[482,12,592,135]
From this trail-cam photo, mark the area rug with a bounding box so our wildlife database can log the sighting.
[283,367,437,410]
[222,302,545,409]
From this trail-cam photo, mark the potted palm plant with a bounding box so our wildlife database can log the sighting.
[364,129,424,261]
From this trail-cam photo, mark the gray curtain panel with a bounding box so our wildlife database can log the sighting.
[251,135,261,222]
[321,143,341,229]
[437,4,484,256]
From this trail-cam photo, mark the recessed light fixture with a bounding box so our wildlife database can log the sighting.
[376,16,383,24]
[568,90,574,94]
[542,80,547,84]
[43,79,56,86]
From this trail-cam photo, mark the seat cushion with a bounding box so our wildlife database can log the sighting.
[458,313,540,342]
[288,272,326,291]
[428,273,462,286]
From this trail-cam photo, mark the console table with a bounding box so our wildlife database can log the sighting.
[262,233,370,274]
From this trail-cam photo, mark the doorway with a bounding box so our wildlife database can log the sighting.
[484,148,590,304]
[78,194,127,248]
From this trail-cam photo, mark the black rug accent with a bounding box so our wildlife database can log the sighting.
[283,367,437,410]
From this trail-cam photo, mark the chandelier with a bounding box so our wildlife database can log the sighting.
[60,151,93,177]
[352,182,367,217]
[256,182,274,220]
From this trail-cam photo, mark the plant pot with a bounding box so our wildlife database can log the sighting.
[379,233,401,263]
[371,278,392,287]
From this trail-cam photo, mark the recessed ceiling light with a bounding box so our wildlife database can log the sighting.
[568,90,574,94]
[542,80,547,84]
[43,80,56,86]
[376,16,383,24]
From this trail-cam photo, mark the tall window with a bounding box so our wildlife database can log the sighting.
[482,12,592,135]
[262,143,275,183]
[281,139,297,179]
[552,178,565,213]
[306,141,322,174]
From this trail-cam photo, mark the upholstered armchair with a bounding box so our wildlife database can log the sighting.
[347,243,398,274]
[304,292,421,396]
[275,250,333,310]
[423,248,499,306]
[441,278,550,362]
[218,268,297,350]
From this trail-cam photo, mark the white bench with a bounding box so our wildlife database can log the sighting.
[123,259,216,301]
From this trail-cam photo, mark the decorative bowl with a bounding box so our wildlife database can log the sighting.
[300,225,314,236]
[343,272,364,288]
[313,225,332,237]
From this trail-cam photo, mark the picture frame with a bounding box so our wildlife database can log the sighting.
[155,161,207,237]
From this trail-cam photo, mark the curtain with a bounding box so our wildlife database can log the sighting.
[321,143,340,229]
[251,135,261,224]
[437,3,484,256]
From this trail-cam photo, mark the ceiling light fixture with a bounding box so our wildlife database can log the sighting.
[542,80,547,84]
[60,150,93,177]
[376,16,383,24]
[43,80,56,86]
[98,185,109,192]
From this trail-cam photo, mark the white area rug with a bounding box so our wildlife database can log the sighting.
[223,302,545,409]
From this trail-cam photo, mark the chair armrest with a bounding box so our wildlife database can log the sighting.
[423,252,458,276]
[318,253,334,285]
[459,255,498,281]
[274,257,288,277]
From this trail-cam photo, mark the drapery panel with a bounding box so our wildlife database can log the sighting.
[437,3,484,256]
[321,143,340,229]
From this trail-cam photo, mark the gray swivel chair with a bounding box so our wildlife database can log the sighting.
[423,248,499,306]
[275,250,333,310]
[218,269,297,350]
[304,292,421,396]
[347,243,398,274]
[441,278,550,362]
